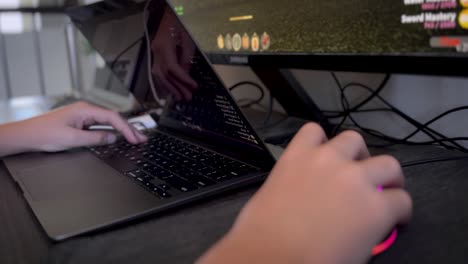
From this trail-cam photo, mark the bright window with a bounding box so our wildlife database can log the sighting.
[0,12,24,34]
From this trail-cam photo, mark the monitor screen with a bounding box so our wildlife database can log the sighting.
[169,0,468,56]
[161,0,467,122]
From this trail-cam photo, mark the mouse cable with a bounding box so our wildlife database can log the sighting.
[401,155,468,168]
[143,0,166,107]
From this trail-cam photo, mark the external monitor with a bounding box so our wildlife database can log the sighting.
[168,0,468,76]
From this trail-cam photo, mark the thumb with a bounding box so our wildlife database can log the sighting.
[69,129,118,148]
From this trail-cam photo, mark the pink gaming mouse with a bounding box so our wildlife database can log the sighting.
[372,186,398,256]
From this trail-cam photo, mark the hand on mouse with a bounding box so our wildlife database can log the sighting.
[0,101,147,157]
[196,123,413,264]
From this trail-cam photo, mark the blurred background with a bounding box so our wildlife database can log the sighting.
[0,0,133,122]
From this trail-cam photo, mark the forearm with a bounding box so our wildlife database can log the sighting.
[0,120,39,157]
[196,229,301,264]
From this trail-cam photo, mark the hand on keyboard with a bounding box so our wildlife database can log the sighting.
[0,102,147,156]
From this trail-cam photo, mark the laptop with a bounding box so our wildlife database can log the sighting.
[2,0,276,241]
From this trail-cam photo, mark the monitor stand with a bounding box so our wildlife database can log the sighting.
[250,66,333,137]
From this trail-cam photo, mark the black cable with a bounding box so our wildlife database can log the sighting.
[349,111,465,151]
[354,121,465,151]
[361,126,468,149]
[402,155,468,168]
[348,74,391,112]
[330,73,349,136]
[342,83,466,151]
[237,99,266,108]
[368,106,468,149]
[110,36,144,70]
[402,106,468,142]
[229,81,265,107]
[104,36,144,92]
[228,81,280,129]
[324,108,392,118]
[331,74,464,151]
[330,73,392,136]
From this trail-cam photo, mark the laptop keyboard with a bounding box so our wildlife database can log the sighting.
[89,132,259,199]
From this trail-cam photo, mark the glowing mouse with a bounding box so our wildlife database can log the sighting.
[372,186,398,256]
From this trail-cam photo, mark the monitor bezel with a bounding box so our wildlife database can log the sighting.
[207,52,468,77]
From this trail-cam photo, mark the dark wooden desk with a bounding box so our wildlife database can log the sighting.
[2,139,468,264]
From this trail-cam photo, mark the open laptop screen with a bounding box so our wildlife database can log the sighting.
[131,0,273,160]
[66,1,143,98]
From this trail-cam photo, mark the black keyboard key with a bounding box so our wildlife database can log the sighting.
[136,176,147,183]
[151,167,171,179]
[150,178,166,186]
[165,176,197,192]
[238,166,258,175]
[215,175,231,182]
[151,186,171,198]
[127,170,147,178]
[139,162,152,170]
[145,182,157,190]
[184,173,216,187]
[160,184,170,190]
[205,171,230,182]
[198,167,215,174]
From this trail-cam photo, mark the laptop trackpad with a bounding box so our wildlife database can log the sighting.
[17,152,133,201]
[12,151,160,240]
